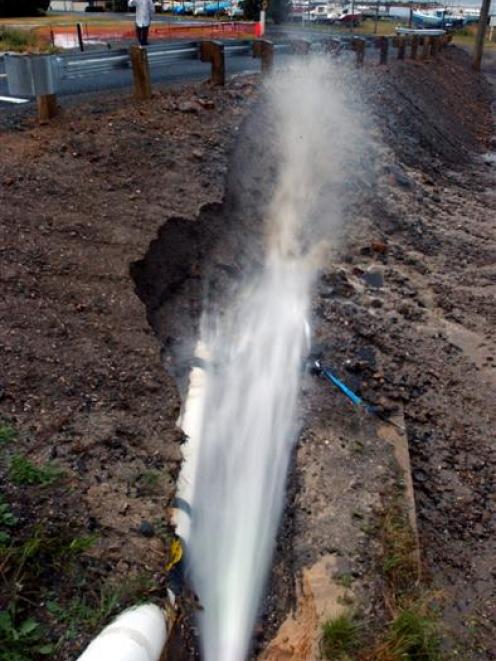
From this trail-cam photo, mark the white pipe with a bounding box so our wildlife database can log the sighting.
[173,341,210,544]
[76,604,168,661]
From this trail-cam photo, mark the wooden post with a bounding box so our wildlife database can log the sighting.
[395,35,406,60]
[430,35,438,57]
[473,0,491,70]
[76,22,84,52]
[323,38,342,57]
[37,94,57,122]
[253,40,274,73]
[129,45,152,100]
[421,35,430,59]
[351,37,365,67]
[410,35,418,59]
[288,39,311,55]
[200,40,225,85]
[377,36,389,64]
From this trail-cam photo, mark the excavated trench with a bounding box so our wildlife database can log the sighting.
[131,47,496,659]
[131,102,299,657]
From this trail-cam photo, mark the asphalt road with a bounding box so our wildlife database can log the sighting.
[0,49,262,114]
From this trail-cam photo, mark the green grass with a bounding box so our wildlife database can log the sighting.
[335,572,354,589]
[0,609,53,661]
[46,572,155,643]
[0,27,57,53]
[8,455,64,487]
[387,606,441,660]
[0,425,17,445]
[0,494,17,546]
[0,27,39,52]
[321,612,361,659]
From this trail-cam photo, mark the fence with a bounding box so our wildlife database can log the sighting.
[35,21,258,49]
[4,33,451,120]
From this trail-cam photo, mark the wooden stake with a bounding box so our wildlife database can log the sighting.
[129,45,152,101]
[421,35,430,59]
[377,36,389,65]
[351,37,366,67]
[473,0,492,70]
[253,40,274,73]
[288,39,311,55]
[37,94,57,122]
[410,35,418,60]
[199,41,225,86]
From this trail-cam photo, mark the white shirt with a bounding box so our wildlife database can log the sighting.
[128,0,155,27]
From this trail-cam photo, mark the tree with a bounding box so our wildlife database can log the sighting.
[241,0,290,23]
[105,0,129,10]
[241,0,261,21]
[0,0,50,16]
[268,0,290,23]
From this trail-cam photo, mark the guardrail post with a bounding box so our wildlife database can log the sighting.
[376,36,389,65]
[323,38,342,57]
[430,36,439,58]
[394,36,406,60]
[199,40,225,86]
[410,35,418,60]
[253,40,274,73]
[130,45,152,101]
[351,37,366,67]
[288,39,311,55]
[421,35,430,59]
[37,94,57,122]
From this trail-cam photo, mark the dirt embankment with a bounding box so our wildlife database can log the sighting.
[0,46,495,659]
[0,77,258,658]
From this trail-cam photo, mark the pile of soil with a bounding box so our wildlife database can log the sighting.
[0,45,494,659]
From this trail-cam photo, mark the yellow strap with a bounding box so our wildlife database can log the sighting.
[165,538,183,572]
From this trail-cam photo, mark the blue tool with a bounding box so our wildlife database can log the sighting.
[312,360,405,432]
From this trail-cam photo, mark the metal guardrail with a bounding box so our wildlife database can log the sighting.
[5,38,278,95]
[4,33,449,100]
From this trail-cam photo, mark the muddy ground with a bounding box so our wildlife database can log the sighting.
[0,47,495,659]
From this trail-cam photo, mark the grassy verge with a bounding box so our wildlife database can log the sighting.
[0,27,56,53]
[0,421,166,660]
[321,484,441,660]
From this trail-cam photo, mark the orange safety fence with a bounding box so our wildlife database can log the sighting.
[36,21,258,47]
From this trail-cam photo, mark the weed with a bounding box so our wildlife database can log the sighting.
[321,612,360,660]
[134,469,161,495]
[8,455,64,487]
[0,425,17,444]
[335,573,354,589]
[0,494,17,546]
[0,27,57,54]
[0,28,39,53]
[388,605,441,660]
[380,498,418,598]
[46,571,155,643]
[0,608,53,661]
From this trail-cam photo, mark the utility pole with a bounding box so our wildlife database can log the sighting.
[473,0,492,71]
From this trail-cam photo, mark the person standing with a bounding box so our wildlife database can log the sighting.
[128,0,155,46]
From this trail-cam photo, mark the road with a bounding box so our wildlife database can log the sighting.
[0,49,262,114]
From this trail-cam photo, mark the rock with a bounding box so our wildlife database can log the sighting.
[371,240,388,255]
[387,164,413,189]
[138,520,155,538]
[361,269,384,289]
[177,101,201,114]
[197,98,215,110]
